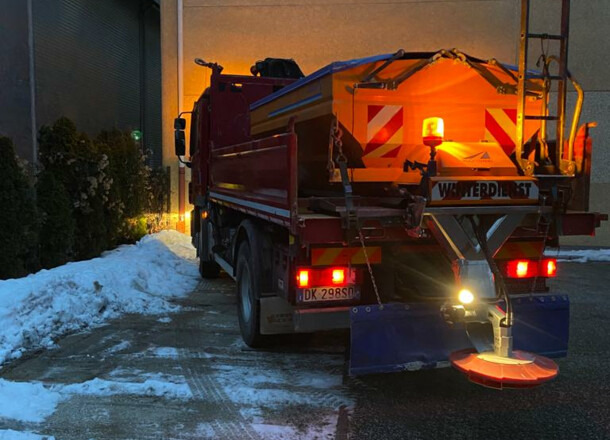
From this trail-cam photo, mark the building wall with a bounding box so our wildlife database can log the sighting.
[0,0,36,164]
[32,0,163,167]
[529,0,610,245]
[0,0,162,167]
[161,0,609,245]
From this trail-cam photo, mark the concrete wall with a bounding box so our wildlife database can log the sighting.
[0,0,36,164]
[161,0,610,244]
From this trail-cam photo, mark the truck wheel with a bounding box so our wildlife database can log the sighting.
[236,241,267,347]
[199,258,220,279]
[199,217,220,279]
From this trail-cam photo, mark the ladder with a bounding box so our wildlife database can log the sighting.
[515,0,575,176]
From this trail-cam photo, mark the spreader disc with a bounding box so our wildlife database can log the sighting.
[450,348,559,389]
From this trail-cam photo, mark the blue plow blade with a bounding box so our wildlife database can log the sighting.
[349,293,570,376]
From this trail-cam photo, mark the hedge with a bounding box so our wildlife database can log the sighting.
[0,118,169,280]
[0,137,38,279]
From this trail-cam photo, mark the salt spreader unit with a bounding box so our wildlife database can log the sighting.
[175,0,606,388]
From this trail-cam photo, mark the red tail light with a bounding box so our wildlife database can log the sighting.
[506,260,534,278]
[297,269,310,288]
[296,267,356,288]
[331,268,346,285]
[543,259,557,277]
[504,258,557,278]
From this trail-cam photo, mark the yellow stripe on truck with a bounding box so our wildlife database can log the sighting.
[496,241,544,259]
[311,247,382,266]
[312,248,343,266]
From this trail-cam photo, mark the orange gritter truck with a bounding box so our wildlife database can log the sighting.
[174,0,606,387]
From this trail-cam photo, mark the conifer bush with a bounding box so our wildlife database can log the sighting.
[1,118,170,277]
[94,129,150,245]
[36,170,75,268]
[0,136,38,279]
[38,118,111,260]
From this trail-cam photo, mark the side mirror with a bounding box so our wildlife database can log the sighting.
[174,117,186,130]
[174,130,186,156]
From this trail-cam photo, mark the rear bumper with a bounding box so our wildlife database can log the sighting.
[560,211,607,236]
[293,306,350,332]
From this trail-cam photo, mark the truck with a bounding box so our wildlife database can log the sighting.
[174,0,606,388]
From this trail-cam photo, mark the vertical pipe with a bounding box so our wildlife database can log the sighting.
[139,0,147,153]
[177,0,185,232]
[27,0,37,164]
[556,0,570,172]
[515,0,531,175]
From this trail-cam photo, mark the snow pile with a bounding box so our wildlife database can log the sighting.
[0,379,62,423]
[545,248,610,263]
[0,230,199,365]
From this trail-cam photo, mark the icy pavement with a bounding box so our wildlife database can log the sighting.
[0,278,351,439]
[0,255,609,438]
[0,230,199,365]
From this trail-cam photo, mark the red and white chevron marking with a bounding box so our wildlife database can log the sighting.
[365,105,404,158]
[485,108,517,155]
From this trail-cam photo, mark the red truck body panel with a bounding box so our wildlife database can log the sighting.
[189,73,295,206]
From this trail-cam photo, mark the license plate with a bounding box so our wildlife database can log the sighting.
[298,286,359,303]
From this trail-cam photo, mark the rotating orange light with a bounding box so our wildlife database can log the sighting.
[422,117,444,147]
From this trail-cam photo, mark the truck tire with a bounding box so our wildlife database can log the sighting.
[199,217,220,279]
[236,241,267,347]
[199,258,220,279]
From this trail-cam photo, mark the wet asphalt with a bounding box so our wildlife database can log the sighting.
[0,262,609,440]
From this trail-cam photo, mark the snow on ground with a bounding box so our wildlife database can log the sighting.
[0,430,55,440]
[59,376,192,400]
[0,373,191,424]
[0,230,198,365]
[214,362,351,412]
[250,417,337,440]
[545,248,610,263]
[149,346,180,358]
[104,340,131,354]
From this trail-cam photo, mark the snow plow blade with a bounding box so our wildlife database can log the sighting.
[349,303,472,376]
[349,294,569,376]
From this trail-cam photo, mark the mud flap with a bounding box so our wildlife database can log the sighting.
[510,294,570,357]
[349,294,569,376]
[349,303,472,376]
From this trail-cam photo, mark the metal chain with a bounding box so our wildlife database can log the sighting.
[327,117,346,176]
[358,229,382,306]
[327,119,336,176]
[531,207,552,294]
[329,117,381,305]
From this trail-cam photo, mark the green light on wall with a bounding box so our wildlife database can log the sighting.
[131,130,142,141]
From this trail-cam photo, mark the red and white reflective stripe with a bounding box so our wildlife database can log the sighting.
[484,108,517,155]
[365,104,403,158]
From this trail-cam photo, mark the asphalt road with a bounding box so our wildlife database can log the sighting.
[1,262,609,440]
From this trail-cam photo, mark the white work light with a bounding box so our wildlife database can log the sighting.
[458,288,475,305]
